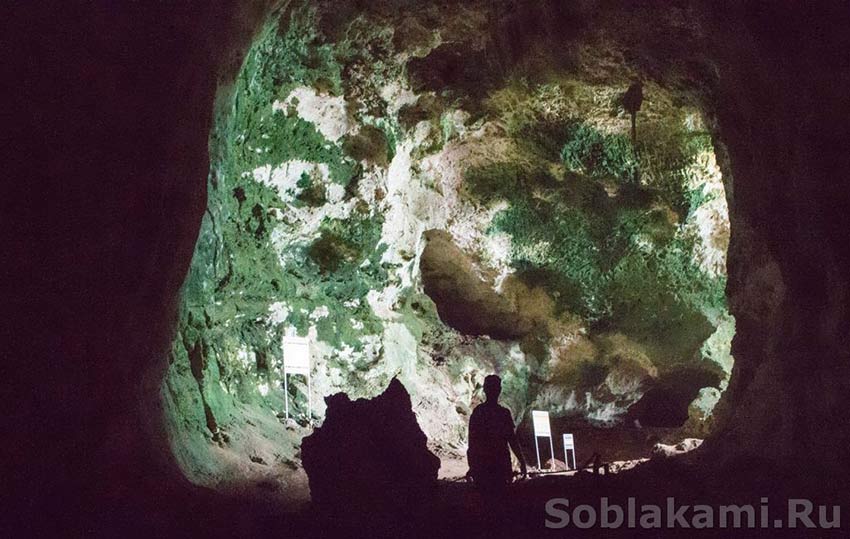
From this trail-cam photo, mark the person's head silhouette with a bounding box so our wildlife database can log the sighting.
[483,374,501,402]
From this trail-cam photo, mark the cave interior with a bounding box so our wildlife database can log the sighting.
[7,0,850,536]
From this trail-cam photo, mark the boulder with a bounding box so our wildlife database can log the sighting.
[301,378,440,515]
[544,458,568,471]
[652,438,704,459]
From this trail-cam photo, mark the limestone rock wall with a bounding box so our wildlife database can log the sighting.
[163,0,734,488]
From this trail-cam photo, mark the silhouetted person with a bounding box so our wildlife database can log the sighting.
[622,80,643,144]
[621,80,644,185]
[467,375,527,508]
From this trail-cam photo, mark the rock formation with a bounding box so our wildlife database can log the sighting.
[420,230,533,339]
[301,378,439,514]
[652,438,703,459]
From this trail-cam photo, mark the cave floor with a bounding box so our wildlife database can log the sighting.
[230,453,835,538]
[224,421,695,512]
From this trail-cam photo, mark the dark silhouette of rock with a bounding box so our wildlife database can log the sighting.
[301,378,440,517]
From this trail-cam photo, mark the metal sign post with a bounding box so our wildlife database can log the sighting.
[531,410,555,470]
[282,336,311,424]
[563,433,576,470]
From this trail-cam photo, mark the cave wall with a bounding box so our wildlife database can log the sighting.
[700,1,850,482]
[164,0,739,489]
[5,0,280,534]
[6,0,850,534]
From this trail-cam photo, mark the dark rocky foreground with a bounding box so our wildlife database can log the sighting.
[282,377,846,537]
[301,378,440,519]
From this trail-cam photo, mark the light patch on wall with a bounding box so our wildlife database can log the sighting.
[268,302,290,325]
[276,87,352,143]
[250,160,331,203]
[309,305,330,321]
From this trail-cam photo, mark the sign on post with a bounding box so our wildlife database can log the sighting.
[531,410,555,470]
[563,433,576,470]
[282,336,312,423]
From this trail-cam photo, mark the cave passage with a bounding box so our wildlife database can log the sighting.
[160,2,736,501]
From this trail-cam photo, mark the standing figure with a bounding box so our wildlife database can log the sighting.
[467,375,527,502]
[622,80,644,144]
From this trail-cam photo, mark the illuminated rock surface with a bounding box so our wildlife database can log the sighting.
[163,2,735,492]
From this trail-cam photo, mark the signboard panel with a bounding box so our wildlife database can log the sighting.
[283,336,310,375]
[563,433,576,470]
[530,410,555,469]
[282,336,312,423]
[532,410,551,437]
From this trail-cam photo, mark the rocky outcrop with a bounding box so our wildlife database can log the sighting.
[651,438,703,459]
[301,378,439,512]
[627,365,723,427]
[420,229,532,339]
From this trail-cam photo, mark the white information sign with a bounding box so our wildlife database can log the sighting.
[563,433,576,470]
[532,410,552,437]
[530,410,555,470]
[282,336,312,423]
[283,337,311,375]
